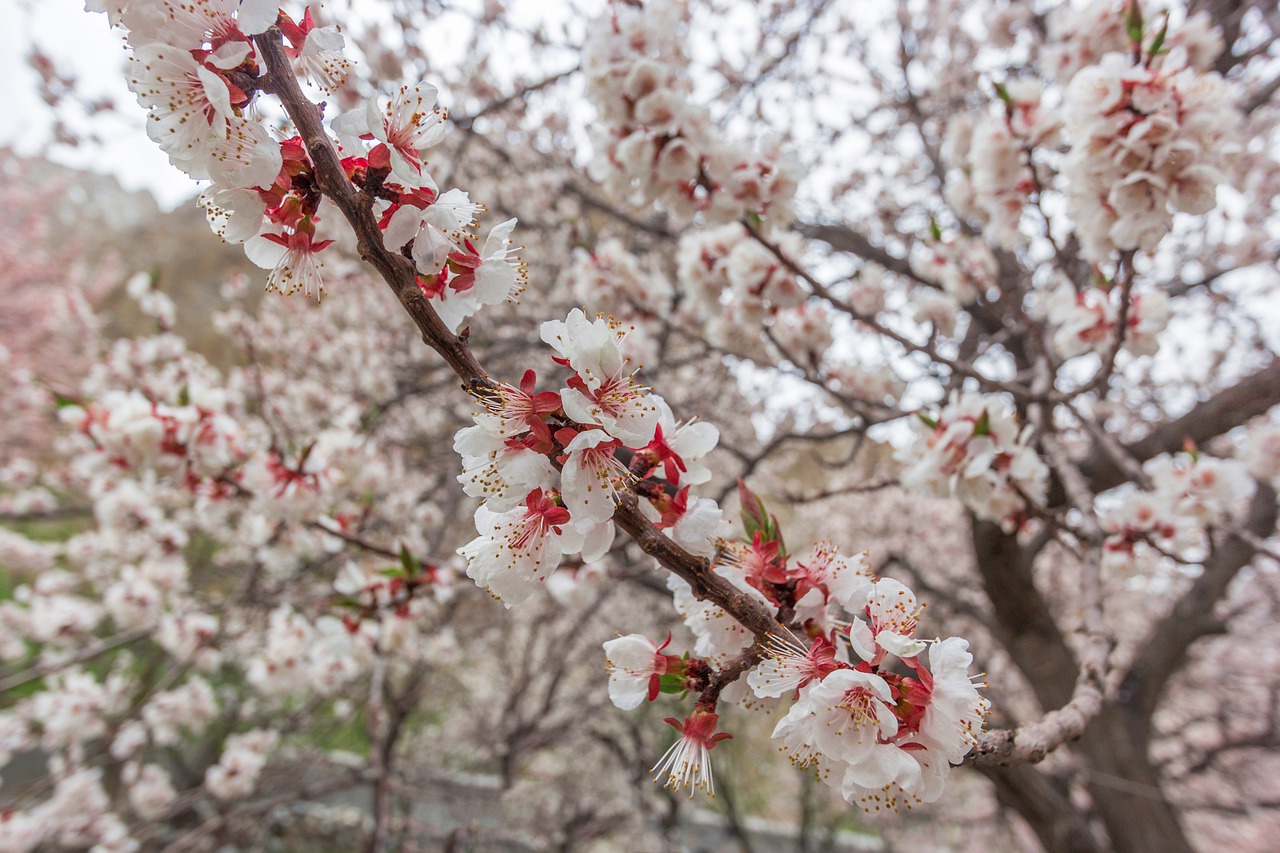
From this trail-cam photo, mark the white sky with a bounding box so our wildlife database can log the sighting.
[1,0,196,208]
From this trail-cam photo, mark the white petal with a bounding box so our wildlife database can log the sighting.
[243,234,287,269]
[382,205,423,251]
[197,64,234,119]
[236,0,279,35]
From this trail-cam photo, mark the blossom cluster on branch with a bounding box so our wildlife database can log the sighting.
[583,0,797,225]
[2,0,1278,849]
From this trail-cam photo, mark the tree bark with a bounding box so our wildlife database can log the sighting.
[970,520,1077,711]
[970,520,1198,853]
[979,764,1103,853]
[1074,359,1280,498]
[1076,705,1195,853]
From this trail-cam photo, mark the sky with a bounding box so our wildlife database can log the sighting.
[1,0,196,208]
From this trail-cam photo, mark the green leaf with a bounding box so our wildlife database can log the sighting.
[737,479,787,556]
[973,410,991,437]
[177,384,191,407]
[993,81,1012,105]
[916,411,939,429]
[1125,0,1144,45]
[1148,14,1169,58]
[929,217,943,241]
[52,391,80,410]
[657,673,686,694]
[399,544,420,576]
[738,479,767,533]
[379,566,408,579]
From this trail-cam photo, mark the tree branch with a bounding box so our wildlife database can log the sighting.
[256,27,788,684]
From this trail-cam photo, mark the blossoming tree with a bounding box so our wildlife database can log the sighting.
[2,0,1279,851]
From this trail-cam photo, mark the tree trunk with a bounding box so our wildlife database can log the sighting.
[969,519,1198,853]
[1075,705,1196,853]
[980,764,1103,853]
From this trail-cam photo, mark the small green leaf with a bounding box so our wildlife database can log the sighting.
[177,384,191,407]
[657,673,686,694]
[1148,14,1169,58]
[738,479,767,532]
[917,411,939,429]
[1125,0,1144,45]
[993,81,1012,105]
[929,217,943,241]
[973,410,991,437]
[379,566,408,579]
[737,479,787,555]
[399,544,420,576]
[52,391,80,410]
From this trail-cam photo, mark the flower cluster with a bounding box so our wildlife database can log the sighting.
[899,392,1048,530]
[1061,36,1237,262]
[676,223,808,356]
[909,233,1000,306]
[110,0,524,324]
[944,79,1059,250]
[758,582,989,812]
[59,388,247,489]
[204,729,279,800]
[456,309,722,606]
[0,276,462,846]
[1241,419,1280,491]
[604,497,987,806]
[1043,2,1222,84]
[565,238,673,366]
[0,766,133,851]
[826,361,908,408]
[111,0,355,299]
[1036,277,1170,359]
[1100,449,1255,571]
[583,0,796,225]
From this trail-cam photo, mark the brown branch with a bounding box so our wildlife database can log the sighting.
[1242,69,1280,115]
[968,627,1109,767]
[612,496,785,645]
[452,66,578,128]
[971,518,1079,711]
[797,222,923,286]
[0,623,155,692]
[256,27,787,687]
[306,519,401,560]
[1055,250,1136,403]
[161,770,365,853]
[1066,358,1280,499]
[255,30,493,395]
[745,220,1036,399]
[563,182,674,238]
